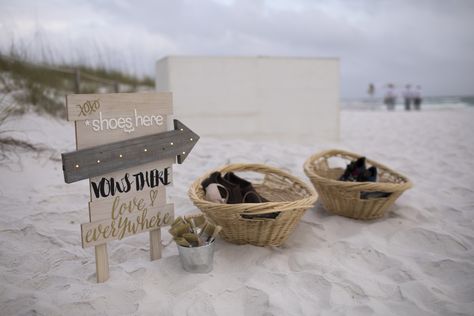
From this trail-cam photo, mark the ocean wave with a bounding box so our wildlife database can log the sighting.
[341,96,474,110]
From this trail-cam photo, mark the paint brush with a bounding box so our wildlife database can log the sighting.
[170,217,186,230]
[208,225,222,243]
[199,222,215,239]
[174,237,191,247]
[189,215,206,228]
[169,223,191,238]
[187,217,198,235]
[182,232,201,247]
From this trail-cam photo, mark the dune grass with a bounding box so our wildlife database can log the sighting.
[0,53,155,118]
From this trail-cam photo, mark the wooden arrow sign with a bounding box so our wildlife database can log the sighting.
[62,119,199,183]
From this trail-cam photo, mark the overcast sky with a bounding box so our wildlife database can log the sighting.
[0,0,473,98]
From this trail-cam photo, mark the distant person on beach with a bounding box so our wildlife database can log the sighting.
[413,85,423,110]
[367,83,377,109]
[403,84,412,111]
[384,83,396,110]
[368,83,375,98]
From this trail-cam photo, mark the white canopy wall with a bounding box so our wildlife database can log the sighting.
[156,56,340,143]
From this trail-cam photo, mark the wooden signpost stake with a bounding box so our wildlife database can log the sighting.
[61,92,199,283]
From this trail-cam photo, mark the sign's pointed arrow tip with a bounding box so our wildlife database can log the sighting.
[173,119,200,164]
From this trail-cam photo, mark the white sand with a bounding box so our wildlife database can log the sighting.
[1,107,473,315]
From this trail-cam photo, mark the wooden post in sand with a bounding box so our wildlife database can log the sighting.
[74,68,81,93]
[61,92,199,283]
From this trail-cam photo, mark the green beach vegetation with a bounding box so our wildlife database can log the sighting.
[0,53,154,118]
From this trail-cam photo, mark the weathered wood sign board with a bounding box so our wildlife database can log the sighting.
[62,92,199,283]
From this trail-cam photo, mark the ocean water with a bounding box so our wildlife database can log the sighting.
[341,95,474,110]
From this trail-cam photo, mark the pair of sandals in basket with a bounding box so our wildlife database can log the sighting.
[202,171,268,204]
[339,157,391,199]
[202,172,280,219]
[339,157,377,182]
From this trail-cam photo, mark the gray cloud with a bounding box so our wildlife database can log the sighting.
[0,0,473,97]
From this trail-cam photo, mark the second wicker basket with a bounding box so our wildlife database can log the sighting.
[304,149,412,220]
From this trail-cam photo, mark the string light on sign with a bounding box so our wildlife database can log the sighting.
[61,119,199,184]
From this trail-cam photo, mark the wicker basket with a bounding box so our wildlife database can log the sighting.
[188,163,317,246]
[303,149,412,220]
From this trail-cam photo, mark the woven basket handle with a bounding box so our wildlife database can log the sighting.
[239,210,282,221]
[218,163,297,182]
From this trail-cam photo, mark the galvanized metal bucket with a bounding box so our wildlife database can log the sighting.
[177,241,215,273]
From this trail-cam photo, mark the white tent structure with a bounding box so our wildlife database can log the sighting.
[156,56,340,142]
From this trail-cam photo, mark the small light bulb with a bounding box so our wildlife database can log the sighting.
[190,138,193,141]
[144,148,148,152]
[119,154,123,158]
[170,142,174,146]
[97,160,100,164]
[180,128,184,131]
[182,151,186,155]
[75,164,79,168]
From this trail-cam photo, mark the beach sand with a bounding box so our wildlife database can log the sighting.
[0,107,473,315]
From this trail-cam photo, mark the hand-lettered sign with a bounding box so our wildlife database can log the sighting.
[61,92,199,283]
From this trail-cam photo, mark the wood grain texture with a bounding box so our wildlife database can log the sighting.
[81,203,174,248]
[74,114,169,150]
[67,92,173,121]
[95,244,109,283]
[149,229,162,260]
[71,92,175,282]
[89,187,167,222]
[63,120,197,183]
[88,159,173,202]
